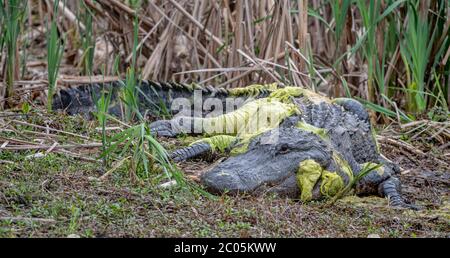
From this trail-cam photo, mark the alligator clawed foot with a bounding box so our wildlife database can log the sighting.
[394,203,422,211]
[170,142,213,162]
[389,198,422,210]
[149,120,178,138]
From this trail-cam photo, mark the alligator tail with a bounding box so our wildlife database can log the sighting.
[52,80,280,119]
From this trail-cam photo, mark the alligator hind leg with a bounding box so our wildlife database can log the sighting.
[378,177,419,210]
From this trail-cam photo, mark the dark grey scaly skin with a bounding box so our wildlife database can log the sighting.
[52,80,266,120]
[165,93,418,209]
[170,142,212,162]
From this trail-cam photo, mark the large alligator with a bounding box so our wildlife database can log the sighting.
[53,81,418,209]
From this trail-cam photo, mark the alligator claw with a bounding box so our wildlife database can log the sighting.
[390,202,422,211]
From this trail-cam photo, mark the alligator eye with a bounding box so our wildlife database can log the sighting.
[277,144,290,154]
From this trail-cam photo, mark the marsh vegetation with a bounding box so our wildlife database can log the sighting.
[0,0,448,237]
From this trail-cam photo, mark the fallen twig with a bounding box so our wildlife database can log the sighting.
[10,120,90,140]
[0,143,102,151]
[377,135,426,156]
[98,156,130,181]
[0,216,56,223]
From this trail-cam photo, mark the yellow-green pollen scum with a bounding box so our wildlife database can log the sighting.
[296,122,329,141]
[228,83,279,97]
[332,152,354,182]
[191,135,236,154]
[189,84,307,155]
[296,159,345,201]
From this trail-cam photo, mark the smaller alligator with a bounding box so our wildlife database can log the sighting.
[52,80,257,119]
[53,81,418,209]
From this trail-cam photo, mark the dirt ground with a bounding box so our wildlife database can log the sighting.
[0,112,448,238]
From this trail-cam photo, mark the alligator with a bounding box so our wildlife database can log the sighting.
[52,80,251,119]
[52,81,418,209]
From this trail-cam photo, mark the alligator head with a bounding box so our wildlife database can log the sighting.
[201,127,335,198]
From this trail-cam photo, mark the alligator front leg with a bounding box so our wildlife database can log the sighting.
[150,116,197,137]
[150,120,179,137]
[170,142,212,162]
[170,135,237,162]
[378,177,419,210]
